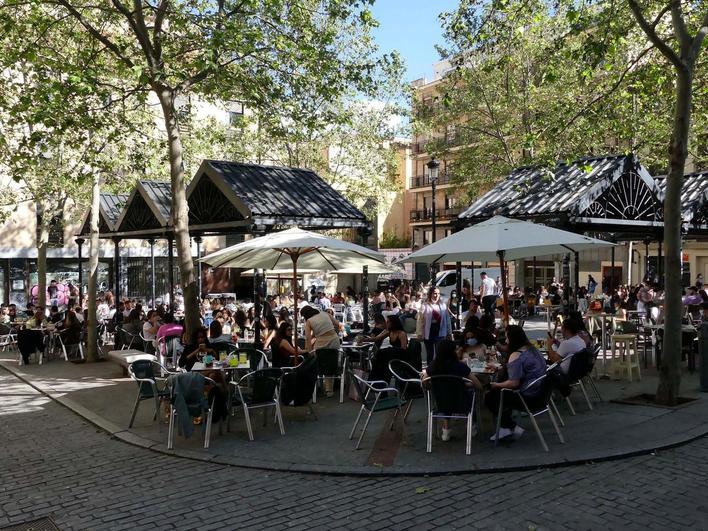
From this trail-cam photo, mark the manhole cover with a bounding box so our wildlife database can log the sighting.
[1,517,60,531]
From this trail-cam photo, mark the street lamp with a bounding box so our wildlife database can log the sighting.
[426,158,440,283]
[426,158,440,244]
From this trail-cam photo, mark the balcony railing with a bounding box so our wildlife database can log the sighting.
[409,173,453,189]
[409,207,463,222]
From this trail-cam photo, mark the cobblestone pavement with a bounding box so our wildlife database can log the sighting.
[1,368,707,531]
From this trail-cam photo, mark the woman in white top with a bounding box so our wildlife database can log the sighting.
[301,305,340,396]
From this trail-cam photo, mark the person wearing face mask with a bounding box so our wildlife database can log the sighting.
[416,287,451,364]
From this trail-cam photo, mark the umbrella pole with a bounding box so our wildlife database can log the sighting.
[291,253,299,364]
[498,251,510,327]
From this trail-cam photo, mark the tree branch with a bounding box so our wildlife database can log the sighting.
[690,11,708,58]
[54,0,134,68]
[627,0,684,71]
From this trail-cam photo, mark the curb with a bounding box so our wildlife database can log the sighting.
[3,361,707,477]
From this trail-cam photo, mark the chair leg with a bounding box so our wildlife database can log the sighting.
[204,407,214,449]
[466,396,475,455]
[403,399,414,422]
[349,405,366,440]
[578,380,593,411]
[426,411,433,453]
[547,408,565,444]
[339,370,346,404]
[242,404,254,441]
[549,397,565,427]
[128,390,142,428]
[564,396,576,416]
[521,399,549,452]
[312,377,318,404]
[275,402,285,435]
[167,407,176,450]
[494,392,504,447]
[587,376,603,402]
[355,409,374,450]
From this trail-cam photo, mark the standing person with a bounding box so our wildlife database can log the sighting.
[479,272,498,316]
[301,306,340,396]
[587,275,598,295]
[416,287,451,364]
[696,273,703,290]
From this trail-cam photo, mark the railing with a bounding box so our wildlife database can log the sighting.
[409,173,453,189]
[409,207,463,222]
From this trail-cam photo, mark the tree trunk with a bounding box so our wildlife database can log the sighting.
[86,174,101,362]
[36,201,49,310]
[157,88,200,337]
[655,67,693,406]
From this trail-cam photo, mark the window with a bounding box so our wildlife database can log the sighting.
[445,229,453,237]
[228,101,244,126]
[424,230,433,245]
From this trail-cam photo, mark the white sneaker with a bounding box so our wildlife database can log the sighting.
[441,428,452,441]
[490,427,513,441]
[512,425,525,440]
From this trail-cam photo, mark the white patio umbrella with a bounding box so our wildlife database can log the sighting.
[398,216,614,322]
[201,227,386,350]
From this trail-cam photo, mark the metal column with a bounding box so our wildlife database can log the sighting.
[113,237,121,301]
[194,236,203,301]
[167,237,175,309]
[75,238,84,300]
[148,239,156,309]
[362,265,369,334]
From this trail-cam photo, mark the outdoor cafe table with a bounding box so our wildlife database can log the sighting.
[341,341,374,368]
[641,323,697,369]
[584,312,616,376]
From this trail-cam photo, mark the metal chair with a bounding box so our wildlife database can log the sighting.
[348,371,403,450]
[313,348,347,404]
[116,327,138,350]
[167,372,216,449]
[229,368,285,441]
[423,375,476,455]
[127,359,173,428]
[57,333,84,361]
[280,355,318,420]
[495,374,564,452]
[388,359,423,422]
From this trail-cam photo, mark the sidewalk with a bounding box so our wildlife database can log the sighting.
[2,346,707,476]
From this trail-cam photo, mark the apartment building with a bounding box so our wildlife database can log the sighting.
[409,60,464,248]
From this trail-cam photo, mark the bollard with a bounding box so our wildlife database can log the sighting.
[700,323,708,392]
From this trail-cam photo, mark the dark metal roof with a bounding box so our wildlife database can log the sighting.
[189,160,369,229]
[654,171,708,222]
[459,154,662,221]
[78,193,128,235]
[139,180,172,225]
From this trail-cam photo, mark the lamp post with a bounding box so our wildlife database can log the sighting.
[75,238,85,301]
[426,158,440,282]
[426,158,440,243]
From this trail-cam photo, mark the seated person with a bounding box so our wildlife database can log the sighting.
[179,327,216,371]
[270,322,304,368]
[60,310,82,346]
[421,339,482,441]
[262,313,278,350]
[48,305,63,324]
[142,310,160,353]
[26,309,47,329]
[370,315,408,350]
[368,313,387,344]
[486,325,548,441]
[546,319,586,374]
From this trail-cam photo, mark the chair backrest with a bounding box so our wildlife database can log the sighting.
[520,374,552,409]
[248,350,268,371]
[566,348,592,380]
[315,348,341,376]
[129,360,157,396]
[389,359,423,399]
[0,323,11,336]
[406,339,423,371]
[280,356,318,406]
[425,375,473,415]
[250,368,283,404]
[170,372,208,415]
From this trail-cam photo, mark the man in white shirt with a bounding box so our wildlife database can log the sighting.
[547,319,586,374]
[479,272,498,315]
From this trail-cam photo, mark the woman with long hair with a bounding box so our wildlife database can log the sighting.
[422,339,482,441]
[485,325,547,441]
[416,286,451,364]
[271,321,304,368]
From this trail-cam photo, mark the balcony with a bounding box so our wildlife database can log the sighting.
[409,207,463,223]
[409,173,453,189]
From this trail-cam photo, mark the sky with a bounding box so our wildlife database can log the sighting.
[370,0,460,82]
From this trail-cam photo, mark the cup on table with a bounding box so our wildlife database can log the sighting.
[203,354,214,367]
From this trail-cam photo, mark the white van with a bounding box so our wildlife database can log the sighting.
[434,267,502,301]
